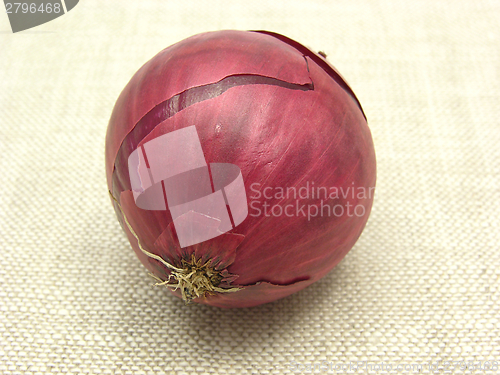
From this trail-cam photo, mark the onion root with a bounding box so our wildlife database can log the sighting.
[109,191,241,303]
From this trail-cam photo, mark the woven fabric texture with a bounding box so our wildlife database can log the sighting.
[1,1,499,374]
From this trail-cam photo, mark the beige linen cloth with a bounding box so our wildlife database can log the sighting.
[1,1,499,374]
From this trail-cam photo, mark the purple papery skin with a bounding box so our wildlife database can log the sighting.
[106,30,376,308]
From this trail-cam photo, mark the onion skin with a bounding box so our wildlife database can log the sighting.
[106,30,376,308]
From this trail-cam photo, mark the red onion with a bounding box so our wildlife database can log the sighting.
[105,30,376,308]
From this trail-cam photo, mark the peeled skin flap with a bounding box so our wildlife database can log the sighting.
[105,30,313,188]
